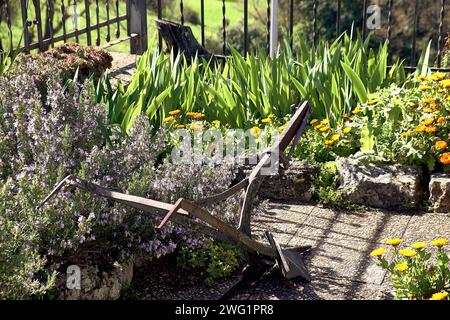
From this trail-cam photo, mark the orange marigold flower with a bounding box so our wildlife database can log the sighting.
[177,124,185,129]
[437,117,446,124]
[436,141,448,151]
[440,152,450,165]
[425,126,438,134]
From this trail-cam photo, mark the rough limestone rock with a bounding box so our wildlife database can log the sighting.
[58,259,134,300]
[336,158,423,209]
[257,161,319,201]
[429,174,450,213]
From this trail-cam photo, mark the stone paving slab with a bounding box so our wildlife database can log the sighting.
[244,201,450,299]
[251,202,315,245]
[288,237,386,285]
[294,207,413,244]
[233,269,391,300]
[402,212,450,243]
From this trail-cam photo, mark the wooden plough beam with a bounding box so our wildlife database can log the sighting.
[40,101,313,282]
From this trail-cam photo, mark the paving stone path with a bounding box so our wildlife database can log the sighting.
[233,201,450,300]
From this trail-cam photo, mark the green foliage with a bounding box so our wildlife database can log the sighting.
[176,241,244,285]
[311,161,346,207]
[99,32,408,134]
[371,239,450,300]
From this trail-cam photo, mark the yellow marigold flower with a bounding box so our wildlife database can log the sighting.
[423,108,433,113]
[422,117,435,125]
[324,139,334,146]
[395,263,408,272]
[430,238,449,247]
[169,109,181,116]
[399,249,417,257]
[352,108,361,115]
[163,116,174,123]
[386,238,403,246]
[411,242,427,250]
[419,85,431,91]
[343,127,352,134]
[401,130,413,138]
[436,141,448,151]
[250,127,260,138]
[268,113,275,119]
[370,248,386,257]
[367,99,379,105]
[431,72,445,81]
[321,119,329,125]
[310,119,319,126]
[425,126,438,134]
[417,75,429,82]
[409,102,420,108]
[437,117,446,124]
[278,125,286,133]
[177,124,185,129]
[212,120,221,126]
[315,123,324,130]
[438,89,445,93]
[440,153,450,165]
[331,134,340,142]
[439,79,450,88]
[319,126,331,132]
[415,125,427,133]
[422,98,433,104]
[261,118,272,124]
[430,291,449,300]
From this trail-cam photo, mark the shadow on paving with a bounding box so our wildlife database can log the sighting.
[242,201,438,300]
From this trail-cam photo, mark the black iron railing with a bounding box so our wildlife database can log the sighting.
[0,1,449,70]
[0,0,147,54]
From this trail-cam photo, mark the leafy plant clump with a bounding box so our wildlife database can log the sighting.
[176,241,244,285]
[0,57,240,299]
[98,32,407,134]
[296,70,450,173]
[370,238,449,300]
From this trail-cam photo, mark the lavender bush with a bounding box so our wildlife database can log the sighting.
[0,56,240,299]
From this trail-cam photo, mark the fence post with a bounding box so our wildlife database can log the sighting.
[128,0,147,55]
[269,0,278,58]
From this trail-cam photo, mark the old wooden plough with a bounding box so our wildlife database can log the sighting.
[40,101,313,287]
